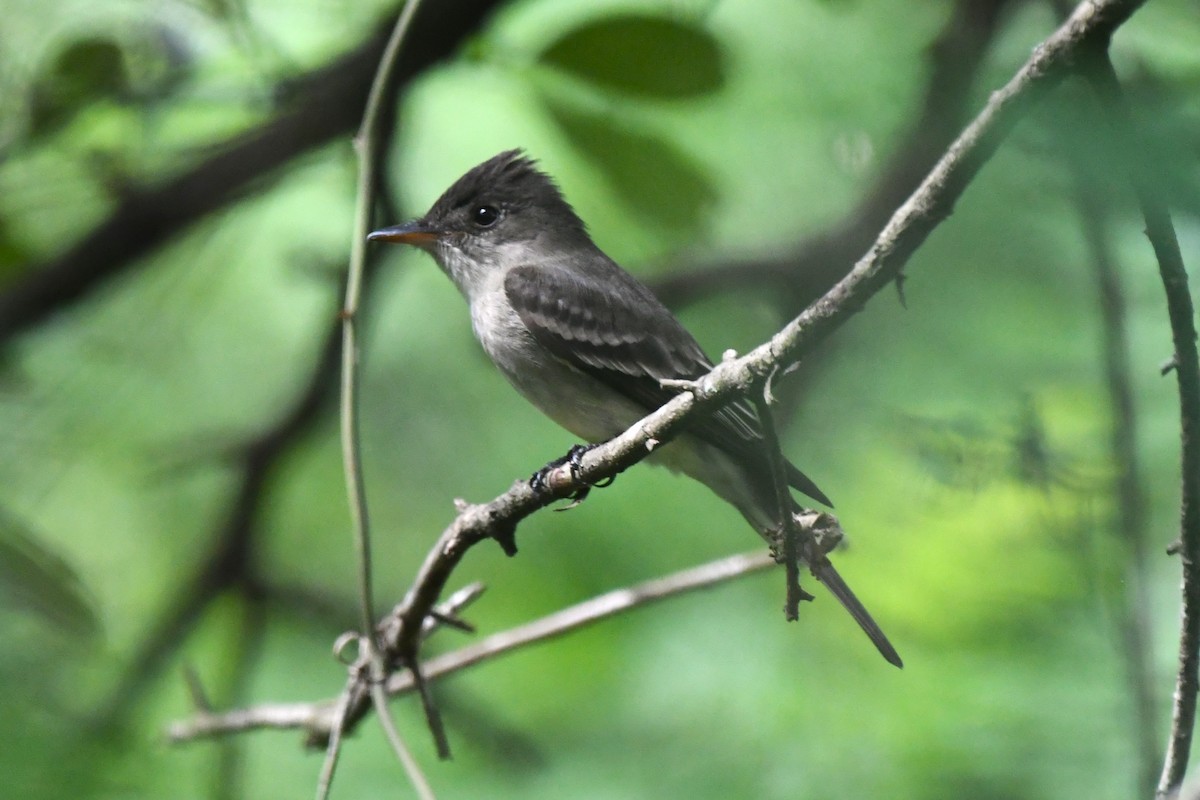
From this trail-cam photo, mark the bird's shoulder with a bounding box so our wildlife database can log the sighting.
[503,260,709,381]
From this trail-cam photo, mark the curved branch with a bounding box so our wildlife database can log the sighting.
[1073,160,1159,794]
[1082,51,1200,800]
[364,0,1151,747]
[653,0,1014,311]
[93,313,342,726]
[0,0,503,346]
[167,550,775,744]
[166,0,1150,756]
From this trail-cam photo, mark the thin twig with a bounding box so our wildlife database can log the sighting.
[167,550,776,744]
[332,1,432,794]
[389,551,777,694]
[404,656,450,760]
[168,0,1151,757]
[343,0,424,643]
[315,674,357,800]
[370,677,437,800]
[1082,51,1200,800]
[418,582,486,637]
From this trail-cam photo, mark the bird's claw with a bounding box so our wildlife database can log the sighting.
[530,443,591,491]
[529,443,613,508]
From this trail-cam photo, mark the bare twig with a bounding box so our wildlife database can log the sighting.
[1081,51,1200,800]
[342,0,424,654]
[419,582,486,637]
[167,550,776,744]
[336,1,439,794]
[388,551,777,695]
[315,672,358,800]
[370,677,437,800]
[403,655,449,759]
[165,579,484,746]
[168,0,1150,759]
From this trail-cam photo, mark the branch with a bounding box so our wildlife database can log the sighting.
[0,0,503,346]
[370,678,436,800]
[167,550,775,744]
[354,0,1153,746]
[92,312,343,726]
[341,0,426,640]
[1080,50,1200,800]
[168,0,1150,757]
[652,0,1014,311]
[1071,148,1159,794]
[327,0,434,793]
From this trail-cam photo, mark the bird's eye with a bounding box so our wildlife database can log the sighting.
[471,205,500,228]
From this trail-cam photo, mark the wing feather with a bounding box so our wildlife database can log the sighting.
[504,263,831,507]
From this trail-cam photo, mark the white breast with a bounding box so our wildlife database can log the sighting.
[466,271,644,444]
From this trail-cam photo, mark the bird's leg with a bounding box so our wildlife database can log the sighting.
[768,523,816,607]
[529,443,592,492]
[529,443,615,507]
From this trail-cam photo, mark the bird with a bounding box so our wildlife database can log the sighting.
[369,149,900,667]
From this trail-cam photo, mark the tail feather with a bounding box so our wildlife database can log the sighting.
[810,557,903,668]
[786,462,833,508]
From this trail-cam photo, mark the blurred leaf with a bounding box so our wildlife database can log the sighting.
[542,97,717,236]
[0,216,33,282]
[539,14,724,99]
[897,402,1088,495]
[29,37,129,139]
[0,508,99,639]
[192,0,245,21]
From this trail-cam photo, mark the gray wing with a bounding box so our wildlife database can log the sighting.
[504,263,831,506]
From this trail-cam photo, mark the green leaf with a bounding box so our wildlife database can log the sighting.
[0,216,33,283]
[539,14,724,99]
[29,37,129,138]
[542,98,717,236]
[0,509,99,639]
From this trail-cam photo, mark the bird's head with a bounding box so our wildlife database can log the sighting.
[368,150,591,296]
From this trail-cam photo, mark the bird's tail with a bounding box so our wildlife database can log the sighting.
[810,557,903,668]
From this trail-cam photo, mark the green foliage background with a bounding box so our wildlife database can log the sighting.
[1,0,1198,797]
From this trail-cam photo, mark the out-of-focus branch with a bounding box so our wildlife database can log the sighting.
[653,0,1014,311]
[0,0,502,346]
[93,312,343,725]
[1081,50,1200,800]
[1075,172,1158,795]
[93,0,415,722]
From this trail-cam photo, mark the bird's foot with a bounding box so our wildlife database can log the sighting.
[530,444,592,492]
[529,443,614,508]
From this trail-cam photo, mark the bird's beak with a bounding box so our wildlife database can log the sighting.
[367,220,439,248]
